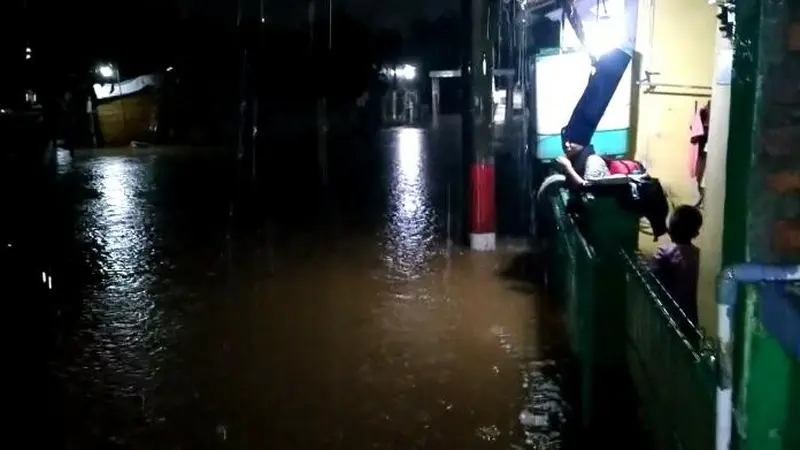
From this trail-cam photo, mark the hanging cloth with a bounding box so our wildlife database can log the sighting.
[688,105,708,179]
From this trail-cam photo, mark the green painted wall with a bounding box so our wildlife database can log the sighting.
[724,0,800,448]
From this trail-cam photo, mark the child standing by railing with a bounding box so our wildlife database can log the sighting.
[649,205,703,325]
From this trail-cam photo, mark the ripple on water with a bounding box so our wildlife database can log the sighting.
[46,134,577,449]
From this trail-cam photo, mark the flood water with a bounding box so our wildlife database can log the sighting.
[35,126,575,449]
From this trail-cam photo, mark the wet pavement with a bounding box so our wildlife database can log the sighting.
[35,126,575,449]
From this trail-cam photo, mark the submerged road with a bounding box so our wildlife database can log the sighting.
[39,126,572,449]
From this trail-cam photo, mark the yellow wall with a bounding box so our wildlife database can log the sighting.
[97,92,159,146]
[632,0,717,203]
[632,0,721,330]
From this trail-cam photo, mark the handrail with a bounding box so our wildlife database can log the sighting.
[550,189,595,259]
[643,82,712,91]
[619,248,715,362]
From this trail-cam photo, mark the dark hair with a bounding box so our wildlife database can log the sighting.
[668,205,703,243]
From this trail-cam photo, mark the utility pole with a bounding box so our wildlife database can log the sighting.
[462,0,496,250]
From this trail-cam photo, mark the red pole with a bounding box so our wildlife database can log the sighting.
[469,159,496,250]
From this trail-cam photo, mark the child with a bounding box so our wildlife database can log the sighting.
[650,205,702,325]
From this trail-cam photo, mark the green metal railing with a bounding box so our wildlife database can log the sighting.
[542,188,717,448]
[620,250,717,450]
[548,191,596,425]
[542,183,800,450]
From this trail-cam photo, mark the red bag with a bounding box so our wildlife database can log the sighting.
[604,158,645,175]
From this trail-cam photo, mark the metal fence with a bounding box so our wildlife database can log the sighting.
[620,250,716,450]
[547,191,596,426]
[543,189,717,448]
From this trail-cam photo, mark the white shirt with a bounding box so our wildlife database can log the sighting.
[584,154,611,180]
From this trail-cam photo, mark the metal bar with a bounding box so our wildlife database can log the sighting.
[646,82,712,91]
[429,68,515,78]
[644,90,712,98]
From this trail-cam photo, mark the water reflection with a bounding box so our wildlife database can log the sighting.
[55,156,179,440]
[47,137,568,449]
[396,128,422,183]
[385,128,436,279]
[93,158,157,355]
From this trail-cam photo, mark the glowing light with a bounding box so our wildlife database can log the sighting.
[381,64,418,81]
[399,64,417,81]
[561,0,628,57]
[98,64,115,78]
[583,19,625,57]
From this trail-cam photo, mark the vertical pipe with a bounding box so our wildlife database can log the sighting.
[391,90,397,122]
[460,0,474,248]
[504,74,513,124]
[468,0,496,251]
[87,96,98,148]
[716,264,800,450]
[431,78,440,128]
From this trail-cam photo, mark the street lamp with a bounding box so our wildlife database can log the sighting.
[96,63,125,138]
[380,64,418,82]
[397,64,417,81]
[97,64,116,79]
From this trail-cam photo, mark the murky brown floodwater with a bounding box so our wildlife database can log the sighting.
[43,127,570,449]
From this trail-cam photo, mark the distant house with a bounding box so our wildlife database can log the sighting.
[93,74,162,146]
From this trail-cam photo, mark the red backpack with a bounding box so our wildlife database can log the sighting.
[604,158,646,175]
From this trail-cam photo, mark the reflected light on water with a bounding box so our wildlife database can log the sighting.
[396,128,424,218]
[100,158,133,216]
[97,158,140,274]
[66,157,166,404]
[384,128,434,279]
[397,128,422,181]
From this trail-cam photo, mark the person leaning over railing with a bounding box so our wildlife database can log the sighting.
[648,205,703,325]
[553,126,610,187]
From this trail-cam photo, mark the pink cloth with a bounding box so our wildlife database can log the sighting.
[688,110,705,178]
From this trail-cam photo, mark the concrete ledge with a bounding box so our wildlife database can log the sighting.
[470,232,497,251]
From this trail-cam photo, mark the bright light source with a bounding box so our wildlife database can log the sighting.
[398,64,417,81]
[583,19,625,57]
[380,65,417,81]
[561,0,627,58]
[25,47,31,53]
[98,64,115,78]
[166,66,174,72]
